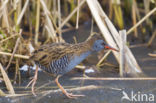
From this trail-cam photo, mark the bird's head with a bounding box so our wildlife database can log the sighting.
[88,34,119,52]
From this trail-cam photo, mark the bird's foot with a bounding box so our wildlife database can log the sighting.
[25,78,34,88]
[26,66,39,96]
[25,78,37,96]
[55,75,85,98]
[65,92,85,98]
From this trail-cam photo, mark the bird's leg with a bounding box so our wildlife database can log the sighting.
[26,66,31,77]
[31,66,38,96]
[55,75,85,98]
[26,65,39,96]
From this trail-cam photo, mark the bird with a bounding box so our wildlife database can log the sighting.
[27,34,118,98]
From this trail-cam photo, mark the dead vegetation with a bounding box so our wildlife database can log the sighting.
[0,0,156,97]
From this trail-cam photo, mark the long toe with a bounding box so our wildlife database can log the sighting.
[32,91,37,96]
[26,79,34,88]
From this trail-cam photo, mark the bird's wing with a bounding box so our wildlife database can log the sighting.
[30,43,73,67]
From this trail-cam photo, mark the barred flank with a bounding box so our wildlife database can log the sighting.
[37,55,69,74]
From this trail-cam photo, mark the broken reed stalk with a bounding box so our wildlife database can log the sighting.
[86,0,143,76]
[40,0,57,41]
[104,18,143,75]
[40,85,103,95]
[35,81,54,91]
[72,77,156,80]
[73,36,78,44]
[148,53,156,57]
[6,33,21,71]
[59,0,86,29]
[57,0,64,42]
[16,0,30,25]
[75,65,86,69]
[76,0,80,29]
[132,0,138,37]
[0,89,6,96]
[0,33,19,43]
[86,0,119,62]
[0,0,9,19]
[127,7,156,35]
[112,0,124,29]
[119,30,127,77]
[90,18,94,34]
[96,50,111,67]
[129,43,147,48]
[4,93,29,97]
[58,0,61,33]
[143,0,150,24]
[147,30,156,46]
[0,52,29,59]
[1,0,9,28]
[34,0,40,45]
[0,63,15,94]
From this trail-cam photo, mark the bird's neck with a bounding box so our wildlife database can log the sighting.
[72,41,94,57]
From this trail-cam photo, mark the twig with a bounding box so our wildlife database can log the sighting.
[58,0,61,32]
[72,77,156,80]
[49,12,60,35]
[61,27,74,33]
[147,30,156,47]
[16,0,30,25]
[96,50,111,66]
[148,53,156,57]
[0,0,9,19]
[2,0,10,28]
[76,0,80,29]
[132,0,138,37]
[0,33,19,44]
[40,0,57,41]
[75,65,86,69]
[90,17,94,34]
[99,62,117,68]
[34,0,40,45]
[129,43,147,48]
[143,0,150,24]
[73,36,78,44]
[0,89,6,96]
[0,63,15,94]
[0,52,29,59]
[59,0,86,29]
[40,85,104,96]
[127,7,156,35]
[57,0,63,42]
[35,81,54,91]
[5,93,30,97]
[6,33,21,71]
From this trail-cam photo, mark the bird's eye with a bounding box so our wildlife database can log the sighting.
[102,42,105,46]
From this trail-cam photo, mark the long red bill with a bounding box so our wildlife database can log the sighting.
[105,45,119,52]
